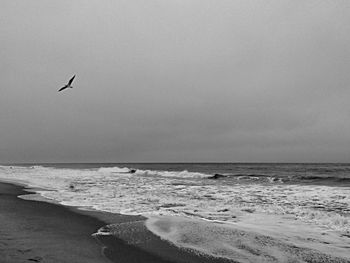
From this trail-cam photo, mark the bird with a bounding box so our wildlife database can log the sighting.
[58,75,76,92]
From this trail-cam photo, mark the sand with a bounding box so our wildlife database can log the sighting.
[0,182,112,262]
[0,182,231,263]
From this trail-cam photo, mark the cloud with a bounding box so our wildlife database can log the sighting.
[1,0,350,162]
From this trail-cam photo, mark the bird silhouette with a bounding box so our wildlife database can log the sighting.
[58,75,76,92]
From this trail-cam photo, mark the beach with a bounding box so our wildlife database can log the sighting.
[0,164,349,263]
[0,182,230,263]
[0,182,111,262]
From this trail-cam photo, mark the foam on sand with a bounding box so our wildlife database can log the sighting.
[146,215,350,263]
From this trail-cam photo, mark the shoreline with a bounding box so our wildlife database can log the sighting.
[0,181,230,263]
[1,176,348,263]
[0,182,110,263]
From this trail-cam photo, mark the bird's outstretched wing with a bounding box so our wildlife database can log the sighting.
[68,75,76,85]
[58,86,68,92]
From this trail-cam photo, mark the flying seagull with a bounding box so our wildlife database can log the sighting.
[58,75,76,92]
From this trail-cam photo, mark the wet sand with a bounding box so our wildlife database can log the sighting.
[0,182,230,263]
[0,182,113,262]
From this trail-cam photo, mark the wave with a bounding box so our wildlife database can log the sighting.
[96,166,212,179]
[145,216,350,262]
[97,167,132,173]
[210,173,350,185]
[132,169,211,179]
[297,175,350,183]
[210,173,283,183]
[3,164,349,184]
[0,164,211,179]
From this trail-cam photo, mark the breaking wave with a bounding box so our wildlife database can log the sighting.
[133,169,211,179]
[212,173,350,185]
[97,167,132,174]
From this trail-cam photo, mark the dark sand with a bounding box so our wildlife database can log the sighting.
[0,182,112,263]
[0,182,230,263]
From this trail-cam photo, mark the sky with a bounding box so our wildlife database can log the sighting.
[1,0,350,163]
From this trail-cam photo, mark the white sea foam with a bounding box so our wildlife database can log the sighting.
[0,165,349,235]
[97,167,132,173]
[133,169,211,178]
[146,215,350,262]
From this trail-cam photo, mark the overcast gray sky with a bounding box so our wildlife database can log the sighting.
[1,0,350,163]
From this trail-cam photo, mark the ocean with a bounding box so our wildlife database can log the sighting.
[0,163,349,261]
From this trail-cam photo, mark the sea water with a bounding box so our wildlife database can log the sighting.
[0,163,349,261]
